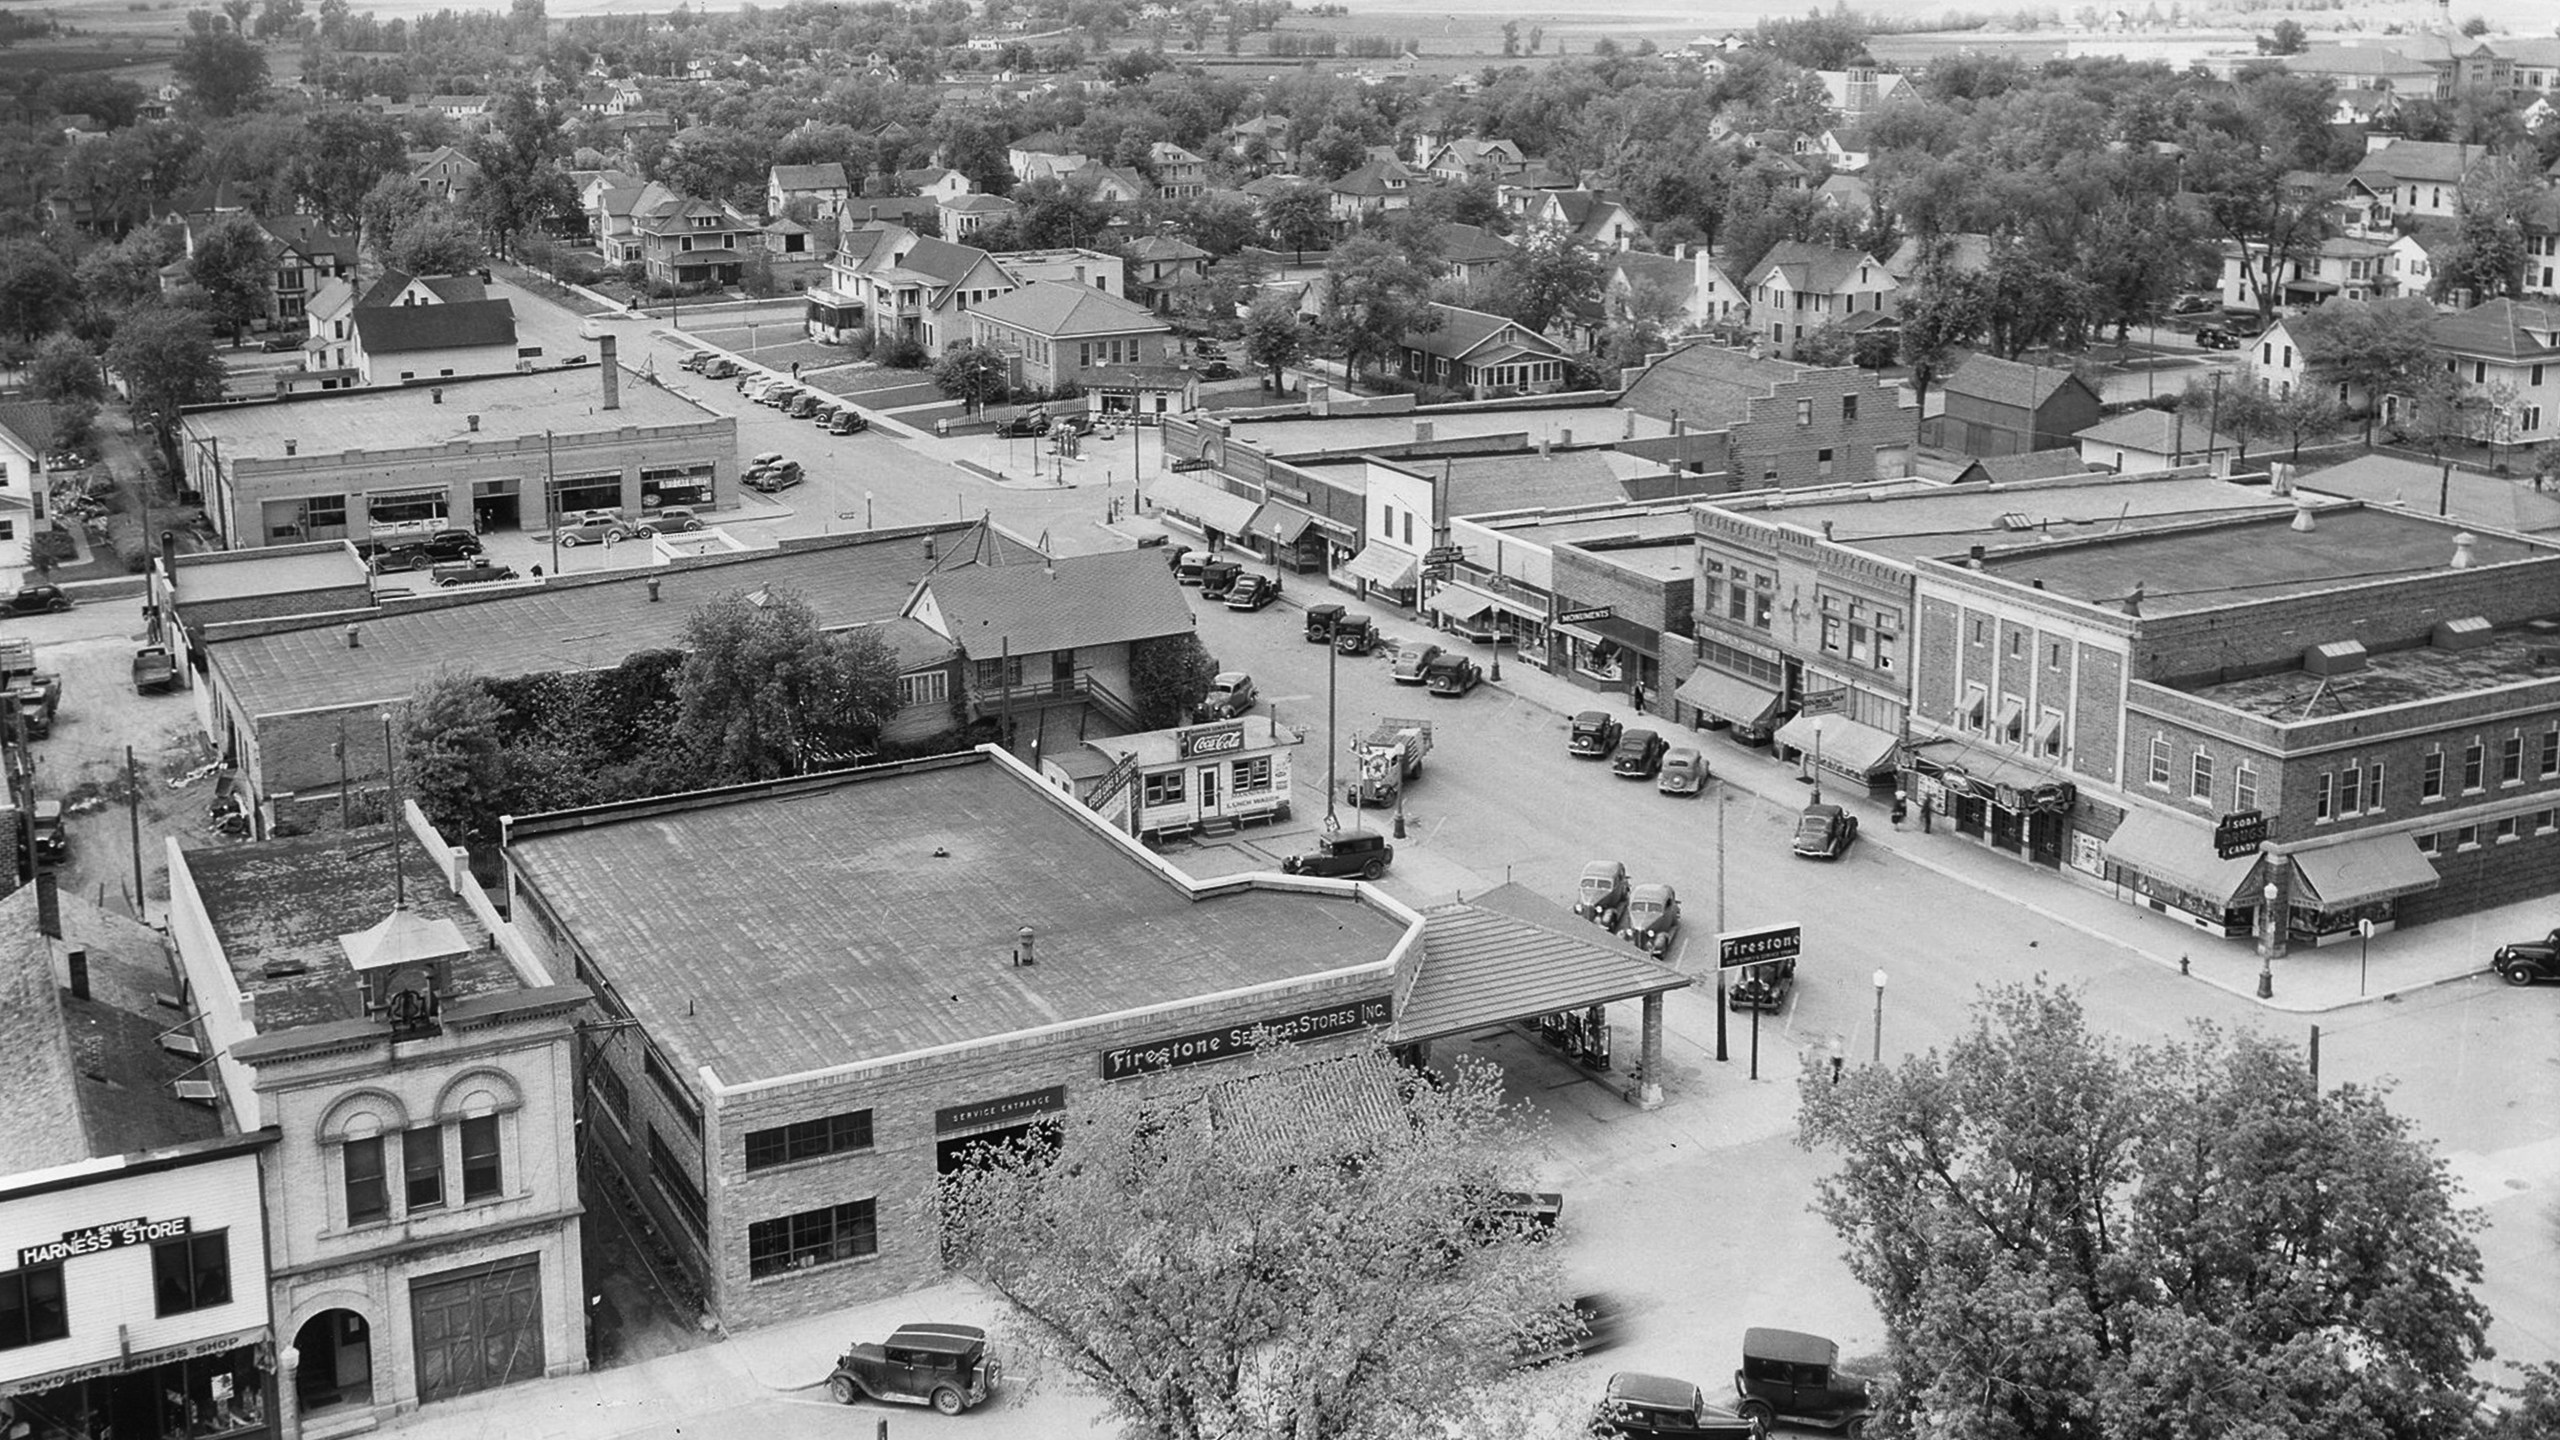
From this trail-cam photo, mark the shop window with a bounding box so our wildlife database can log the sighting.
[343,1134,389,1225]
[898,670,949,706]
[1234,756,1274,793]
[2464,738,2485,792]
[405,1127,446,1212]
[2422,748,2445,801]
[2190,749,2214,802]
[153,1230,231,1317]
[461,1115,502,1201]
[2234,761,2257,813]
[0,1264,66,1349]
[744,1110,876,1171]
[1143,770,1186,807]
[2502,732,2525,785]
[747,1198,879,1277]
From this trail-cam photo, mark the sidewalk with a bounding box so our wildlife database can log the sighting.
[1124,528,2515,1016]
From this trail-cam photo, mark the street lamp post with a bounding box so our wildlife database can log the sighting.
[2259,882,2280,999]
[865,490,874,529]
[1871,968,1887,1063]
[2357,917,2376,998]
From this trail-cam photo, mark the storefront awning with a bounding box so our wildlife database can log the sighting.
[1426,588,1489,623]
[1909,736,2063,800]
[1393,883,1690,1043]
[1248,500,1320,543]
[1675,668,1781,728]
[1441,578,1547,623]
[2289,832,2438,908]
[1773,713,1901,777]
[1147,473,1260,535]
[1340,543,1418,590]
[0,1324,271,1400]
[2103,807,2262,907]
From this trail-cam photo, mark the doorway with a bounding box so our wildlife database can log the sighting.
[293,1308,374,1414]
[1196,765,1219,822]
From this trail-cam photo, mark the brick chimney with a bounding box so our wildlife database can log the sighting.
[601,334,620,411]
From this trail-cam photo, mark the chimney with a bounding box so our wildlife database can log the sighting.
[1622,408,1635,439]
[2452,532,2476,569]
[1559,428,1572,446]
[601,334,620,411]
[345,624,362,649]
[2291,495,2317,532]
[1539,437,1552,458]
[432,388,443,404]
[2124,581,2145,617]
[1821,520,1835,540]
[284,439,297,456]
[924,534,937,561]
[1968,544,1986,567]
[467,413,481,432]
[66,946,88,1001]
[1414,420,1434,443]
[1670,407,1683,435]
[645,576,662,602]
[34,867,56,939]
[1014,925,1036,967]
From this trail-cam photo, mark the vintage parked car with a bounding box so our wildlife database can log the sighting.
[1734,1328,1873,1438]
[680,349,715,371]
[1596,1372,1764,1439]
[1174,549,1208,586]
[743,461,804,493]
[1728,957,1796,1012]
[1199,559,1244,600]
[829,408,870,435]
[131,646,177,695]
[1619,883,1681,955]
[630,508,705,537]
[432,561,520,588]
[1391,643,1444,684]
[555,510,635,546]
[2,586,72,615]
[703,357,741,378]
[994,411,1051,438]
[369,529,485,570]
[2195,325,2239,350]
[261,332,305,352]
[1196,671,1258,720]
[1657,747,1709,796]
[1333,615,1379,655]
[1424,654,1482,696]
[826,1323,1001,1415]
[788,392,826,419]
[1281,830,1393,881]
[1569,710,1624,759]
[31,800,66,864]
[1611,729,1669,780]
[1574,860,1631,929]
[1305,602,1345,643]
[1199,359,1240,381]
[1792,803,1859,860]
[1510,1292,1626,1370]
[2492,930,2560,986]
[1226,572,1282,611]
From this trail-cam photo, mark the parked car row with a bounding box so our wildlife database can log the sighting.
[1592,1328,1873,1438]
[744,452,804,493]
[1568,711,1712,796]
[362,529,482,572]
[1569,859,1682,957]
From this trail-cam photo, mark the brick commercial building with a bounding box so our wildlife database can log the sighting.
[1618,342,1916,489]
[501,749,1687,1329]
[1907,498,2560,944]
[182,339,734,550]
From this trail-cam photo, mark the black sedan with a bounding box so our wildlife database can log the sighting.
[2492,929,2560,986]
[1792,803,1859,859]
[994,412,1051,438]
[2,586,71,615]
[1609,729,1668,780]
[1424,655,1482,697]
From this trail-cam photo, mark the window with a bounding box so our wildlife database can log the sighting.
[2234,761,2257,813]
[2032,710,2063,758]
[1874,611,1899,672]
[1234,756,1273,792]
[344,1134,389,1225]
[2048,642,2064,670]
[2423,748,2446,800]
[2148,735,2172,787]
[1841,394,1858,423]
[592,1063,629,1127]
[1816,448,1834,479]
[152,1231,231,1317]
[0,1266,66,1350]
[2315,772,2336,822]
[1402,511,1413,545]
[2464,738,2486,792]
[2538,809,2557,834]
[2338,763,2362,816]
[650,1129,707,1231]
[1142,770,1185,807]
[645,1047,703,1137]
[2190,749,2215,802]
[2456,824,2481,851]
[404,1128,445,1212]
[461,1115,502,1201]
[2497,817,2520,843]
[305,495,348,532]
[1971,618,1987,646]
[749,1200,879,1278]
[2416,831,2441,856]
[2543,726,2558,778]
[972,655,1023,690]
[1379,503,1394,538]
[898,670,949,706]
[1795,398,1813,426]
[2502,732,2525,785]
[745,1111,876,1171]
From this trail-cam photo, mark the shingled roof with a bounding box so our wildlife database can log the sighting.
[910,546,1194,655]
[771,161,850,191]
[2429,298,2560,363]
[353,298,517,353]
[1942,354,2096,412]
[971,280,1165,338]
[1744,240,1885,294]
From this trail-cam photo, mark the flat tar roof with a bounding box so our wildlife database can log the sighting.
[184,362,717,457]
[506,755,1411,1087]
[2177,618,2560,718]
[1225,404,1664,457]
[1713,473,2293,565]
[1964,505,2550,615]
[174,544,370,604]
[209,525,1024,719]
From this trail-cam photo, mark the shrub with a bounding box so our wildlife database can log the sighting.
[878,335,928,369]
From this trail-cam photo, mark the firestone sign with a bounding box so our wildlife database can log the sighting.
[1102,996,1393,1080]
[20,1216,192,1269]
[1176,723,1247,760]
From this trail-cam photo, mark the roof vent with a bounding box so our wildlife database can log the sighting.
[432,387,443,404]
[2433,616,2492,651]
[467,413,481,432]
[646,576,662,602]
[1997,512,2034,531]
[284,439,297,456]
[2291,495,2317,533]
[2452,531,2476,568]
[1013,925,1036,967]
[2304,639,2367,675]
[345,624,361,649]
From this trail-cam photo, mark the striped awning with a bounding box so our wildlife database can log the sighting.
[1774,714,1901,777]
[2104,806,2261,907]
[1340,543,1418,590]
[2290,833,2438,908]
[1249,500,1320,543]
[1147,473,1260,535]
[1676,668,1782,729]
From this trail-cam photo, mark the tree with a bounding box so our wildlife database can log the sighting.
[0,239,77,343]
[1801,980,2489,1440]
[400,671,510,850]
[76,228,179,321]
[1126,632,1218,728]
[2262,18,2306,54]
[932,341,1010,414]
[298,110,413,231]
[1895,265,1990,427]
[2288,298,2439,443]
[2478,1363,2560,1439]
[189,213,276,343]
[2435,195,2529,303]
[2271,382,2346,464]
[940,1042,1573,1440]
[1242,292,1307,391]
[1320,236,1439,384]
[1261,180,1333,261]
[105,305,226,468]
[28,335,104,405]
[2184,91,2348,326]
[673,588,900,785]
[1982,245,2095,359]
[385,210,487,277]
[1486,226,1600,334]
[2182,372,2283,462]
[359,174,432,266]
[174,9,269,116]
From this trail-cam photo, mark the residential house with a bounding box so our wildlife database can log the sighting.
[896,166,975,204]
[0,400,53,576]
[829,224,1018,354]
[940,192,1019,243]
[1618,341,1916,489]
[2420,298,2560,447]
[1814,173,1874,211]
[1607,246,1749,331]
[2522,192,2560,298]
[1062,163,1150,204]
[629,183,771,288]
[767,162,852,219]
[1508,188,1640,252]
[1744,241,1897,359]
[424,93,491,127]
[1436,223,1521,290]
[2351,139,2498,223]
[1329,159,1419,229]
[903,546,1193,735]
[1816,66,1909,120]
[1398,303,1573,398]
[2386,225,2455,300]
[2075,409,2240,473]
[1816,125,1876,172]
[2332,87,2405,127]
[2218,233,2392,312]
[1007,129,1086,182]
[588,181,649,265]
[300,269,523,388]
[169,210,359,332]
[1149,142,1208,200]
[1223,114,1297,168]
[967,280,1171,390]
[408,146,481,202]
[1125,233,1211,313]
[1929,354,2106,456]
[1422,136,1529,184]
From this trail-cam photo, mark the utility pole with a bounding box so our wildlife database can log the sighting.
[545,430,559,576]
[125,746,142,918]
[1324,639,1338,834]
[1714,790,1728,1063]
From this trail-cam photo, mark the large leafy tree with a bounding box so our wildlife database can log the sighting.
[0,239,77,343]
[465,84,576,254]
[940,1044,1575,1440]
[400,671,510,850]
[76,228,181,324]
[1319,235,1438,383]
[1487,225,1601,335]
[931,340,1010,414]
[1260,179,1333,260]
[174,8,270,116]
[298,110,412,231]
[1125,631,1217,728]
[384,210,487,277]
[2286,298,2439,443]
[673,587,901,785]
[188,213,277,343]
[1241,292,1306,391]
[1895,263,1990,426]
[1800,980,2488,1440]
[105,305,226,468]
[2184,72,2351,326]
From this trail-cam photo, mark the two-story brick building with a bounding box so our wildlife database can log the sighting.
[1906,500,2560,945]
[965,282,1172,392]
[1619,342,1916,489]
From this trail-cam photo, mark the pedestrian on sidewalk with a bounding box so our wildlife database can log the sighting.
[1629,681,1647,715]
